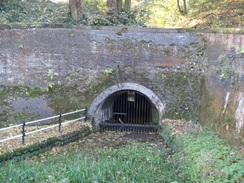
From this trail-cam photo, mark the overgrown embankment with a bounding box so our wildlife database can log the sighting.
[175,0,243,28]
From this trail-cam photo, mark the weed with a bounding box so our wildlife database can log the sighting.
[235,46,244,54]
[217,54,225,61]
[104,68,113,77]
[45,69,59,92]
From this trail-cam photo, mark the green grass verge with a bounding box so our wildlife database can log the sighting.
[0,143,177,183]
[161,126,244,183]
[0,126,243,183]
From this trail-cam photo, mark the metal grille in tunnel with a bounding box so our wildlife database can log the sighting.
[113,91,152,124]
[100,90,161,133]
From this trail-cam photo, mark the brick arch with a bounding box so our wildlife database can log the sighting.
[88,82,165,125]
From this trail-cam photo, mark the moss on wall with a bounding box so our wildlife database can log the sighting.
[162,71,202,121]
[199,80,243,149]
[0,70,116,127]
[0,86,43,101]
[0,86,45,127]
[48,74,115,118]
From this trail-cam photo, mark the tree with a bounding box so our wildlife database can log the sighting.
[107,0,118,15]
[177,0,187,15]
[124,0,131,11]
[107,0,132,14]
[117,0,123,12]
[69,0,83,20]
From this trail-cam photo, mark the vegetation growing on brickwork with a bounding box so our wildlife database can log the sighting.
[0,86,43,100]
[0,86,45,127]
[48,71,115,115]
[0,68,116,128]
[162,72,202,121]
[199,80,243,148]
[45,69,59,92]
[215,54,238,81]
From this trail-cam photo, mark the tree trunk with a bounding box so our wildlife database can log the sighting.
[183,0,187,15]
[124,0,131,11]
[177,0,187,15]
[107,0,118,15]
[117,0,122,12]
[69,0,83,20]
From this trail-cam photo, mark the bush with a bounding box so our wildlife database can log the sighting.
[0,0,149,26]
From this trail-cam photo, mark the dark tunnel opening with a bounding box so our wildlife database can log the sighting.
[102,90,159,125]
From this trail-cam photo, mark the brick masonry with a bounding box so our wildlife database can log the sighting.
[0,25,243,148]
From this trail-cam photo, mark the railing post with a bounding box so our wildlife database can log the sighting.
[84,108,87,122]
[58,114,62,132]
[22,121,25,145]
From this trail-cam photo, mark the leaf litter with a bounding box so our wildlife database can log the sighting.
[0,119,202,157]
[0,121,91,154]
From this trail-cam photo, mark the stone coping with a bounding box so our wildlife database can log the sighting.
[0,23,243,34]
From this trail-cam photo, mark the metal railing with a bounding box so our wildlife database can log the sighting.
[0,108,87,145]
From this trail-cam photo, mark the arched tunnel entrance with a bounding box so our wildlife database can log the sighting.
[103,90,158,125]
[88,83,165,133]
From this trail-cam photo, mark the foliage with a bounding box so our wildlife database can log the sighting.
[170,130,244,183]
[0,0,149,26]
[46,69,59,92]
[214,54,237,81]
[235,46,244,54]
[104,68,113,76]
[0,0,242,27]
[0,0,70,23]
[47,69,59,80]
[139,0,243,28]
[175,0,243,28]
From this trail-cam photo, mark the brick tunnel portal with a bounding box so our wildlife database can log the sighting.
[103,90,158,125]
[88,83,165,131]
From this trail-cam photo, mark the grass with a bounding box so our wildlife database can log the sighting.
[0,127,243,183]
[0,143,176,183]
[168,129,244,183]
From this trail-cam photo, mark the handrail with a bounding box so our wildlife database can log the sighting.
[25,116,86,136]
[25,115,60,125]
[25,124,59,136]
[61,109,86,117]
[0,108,86,132]
[0,134,23,143]
[61,116,86,125]
[0,124,23,132]
[0,108,87,144]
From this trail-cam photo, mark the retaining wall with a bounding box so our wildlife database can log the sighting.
[0,24,243,149]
